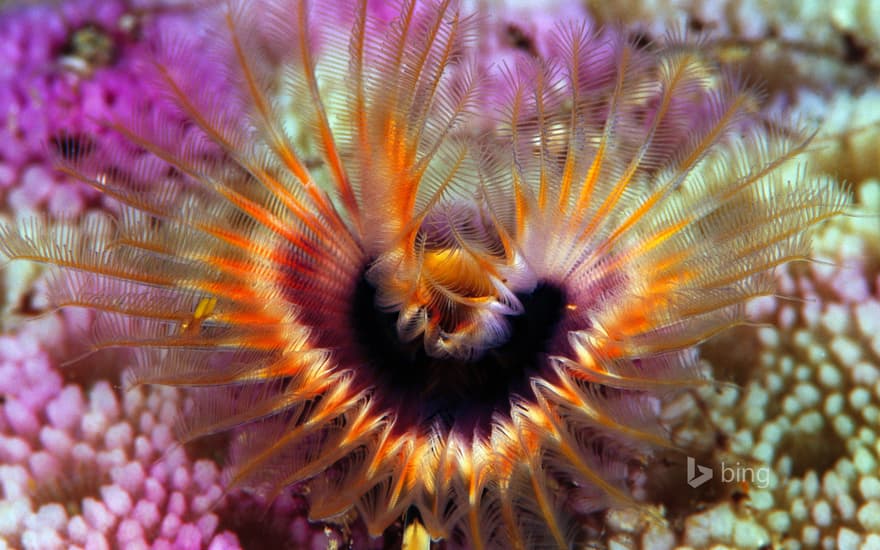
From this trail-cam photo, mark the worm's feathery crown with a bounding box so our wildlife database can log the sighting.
[0,1,848,547]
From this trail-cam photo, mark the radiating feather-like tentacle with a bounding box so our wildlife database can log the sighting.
[0,3,852,549]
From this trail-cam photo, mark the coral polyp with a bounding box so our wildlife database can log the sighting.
[0,0,848,547]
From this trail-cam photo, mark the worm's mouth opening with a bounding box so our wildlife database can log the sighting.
[350,265,568,434]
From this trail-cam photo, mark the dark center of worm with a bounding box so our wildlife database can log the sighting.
[350,266,567,434]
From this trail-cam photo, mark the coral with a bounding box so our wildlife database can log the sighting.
[0,314,375,549]
[675,184,880,549]
[0,0,139,218]
[582,0,880,193]
[556,2,880,547]
[583,0,880,85]
[0,316,228,550]
[0,1,342,548]
[790,88,880,190]
[0,0,219,323]
[594,188,880,549]
[580,0,880,206]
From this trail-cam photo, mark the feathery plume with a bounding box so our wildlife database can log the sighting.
[0,0,848,547]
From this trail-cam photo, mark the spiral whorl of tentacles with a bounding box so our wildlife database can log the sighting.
[0,0,848,548]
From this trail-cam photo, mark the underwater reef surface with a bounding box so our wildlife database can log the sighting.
[0,1,877,549]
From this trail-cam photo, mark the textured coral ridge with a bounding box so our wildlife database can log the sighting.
[0,328,228,550]
[600,190,880,549]
[0,0,138,220]
[0,1,848,549]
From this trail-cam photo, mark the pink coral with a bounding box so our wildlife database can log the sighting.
[0,0,215,219]
[0,318,377,548]
[0,319,233,548]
